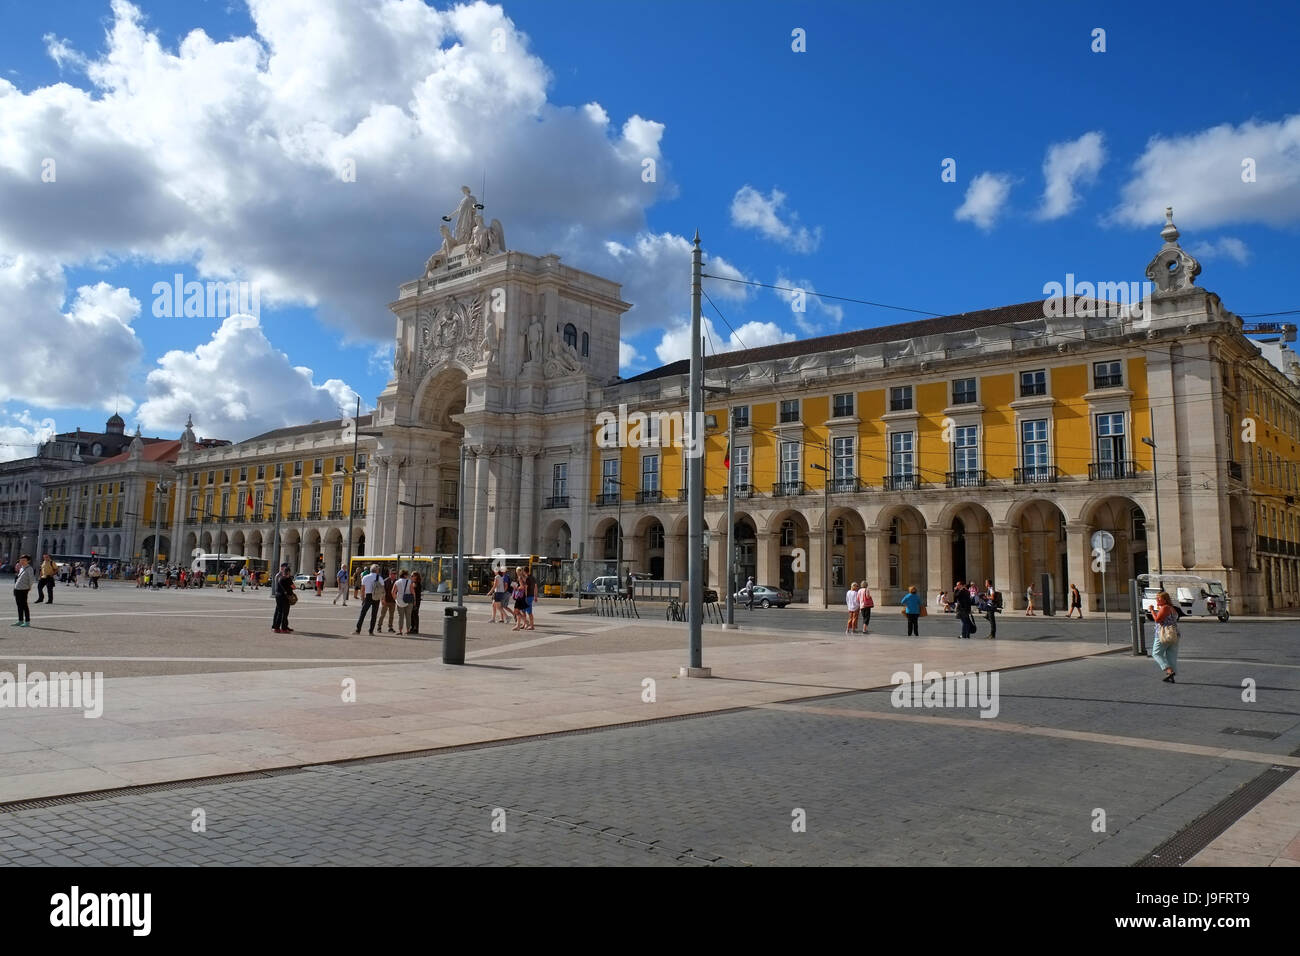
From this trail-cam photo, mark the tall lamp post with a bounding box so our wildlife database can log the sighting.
[344,396,361,579]
[151,480,171,573]
[270,472,284,589]
[35,496,51,559]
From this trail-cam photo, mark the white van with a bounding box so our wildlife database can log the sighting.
[1139,575,1230,622]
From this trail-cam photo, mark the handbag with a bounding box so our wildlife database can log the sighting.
[920,605,928,616]
[287,589,298,605]
[1159,621,1180,645]
[863,594,874,608]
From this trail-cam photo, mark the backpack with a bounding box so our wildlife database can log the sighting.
[993,590,1003,610]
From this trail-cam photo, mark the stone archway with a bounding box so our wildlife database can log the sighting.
[1081,495,1147,611]
[633,515,666,580]
[940,501,994,591]
[765,509,810,602]
[1007,498,1068,611]
[872,505,927,605]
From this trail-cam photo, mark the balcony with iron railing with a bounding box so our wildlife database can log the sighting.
[731,482,754,499]
[438,505,458,517]
[636,489,662,504]
[1093,373,1124,389]
[596,492,620,506]
[351,508,366,519]
[946,470,987,489]
[328,510,344,520]
[544,496,569,509]
[286,511,302,521]
[1014,465,1060,484]
[829,476,866,493]
[1088,460,1140,481]
[883,473,922,491]
[772,480,808,497]
[307,511,322,521]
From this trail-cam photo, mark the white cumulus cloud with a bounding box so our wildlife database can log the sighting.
[654,316,794,366]
[730,185,821,252]
[954,172,1014,230]
[1189,236,1251,265]
[135,314,360,441]
[1037,131,1105,220]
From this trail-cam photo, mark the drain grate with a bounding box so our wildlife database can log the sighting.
[1133,764,1297,867]
[1220,726,1282,741]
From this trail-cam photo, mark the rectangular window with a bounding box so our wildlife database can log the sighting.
[313,458,322,475]
[732,405,750,428]
[641,455,660,493]
[1021,419,1049,478]
[189,493,198,519]
[779,399,800,423]
[733,446,750,488]
[207,471,215,485]
[780,441,801,486]
[220,492,229,517]
[310,486,321,513]
[602,458,620,497]
[889,431,914,476]
[1020,369,1047,396]
[952,378,977,405]
[192,473,199,486]
[1096,412,1127,476]
[889,386,913,412]
[331,483,343,513]
[255,490,265,516]
[355,453,367,471]
[552,463,568,498]
[334,456,344,473]
[293,460,302,477]
[953,425,978,474]
[1093,360,1123,389]
[352,480,366,511]
[240,467,247,481]
[290,487,301,513]
[274,463,283,478]
[833,436,854,480]
[255,465,263,480]
[832,393,854,418]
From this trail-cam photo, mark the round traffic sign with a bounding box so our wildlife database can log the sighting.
[1091,530,1115,553]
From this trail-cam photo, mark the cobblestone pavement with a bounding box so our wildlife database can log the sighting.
[1,635,1293,866]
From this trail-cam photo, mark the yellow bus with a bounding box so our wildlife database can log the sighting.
[194,553,269,585]
[429,554,574,599]
[347,554,437,595]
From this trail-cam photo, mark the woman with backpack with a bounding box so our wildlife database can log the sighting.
[1151,590,1181,683]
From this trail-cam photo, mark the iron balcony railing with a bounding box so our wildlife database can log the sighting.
[883,473,922,491]
[544,496,569,509]
[829,476,865,493]
[772,480,807,497]
[328,510,344,519]
[1015,465,1059,484]
[287,511,302,521]
[1088,460,1140,480]
[636,489,662,504]
[946,470,987,489]
[731,482,754,499]
[596,493,620,506]
[1093,374,1123,388]
[307,511,322,521]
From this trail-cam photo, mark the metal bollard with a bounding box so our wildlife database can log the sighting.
[442,604,466,664]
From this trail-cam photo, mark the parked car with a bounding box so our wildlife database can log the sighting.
[293,573,313,590]
[732,584,791,608]
[1140,576,1230,622]
[589,575,622,593]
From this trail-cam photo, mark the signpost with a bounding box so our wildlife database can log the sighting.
[1092,530,1115,646]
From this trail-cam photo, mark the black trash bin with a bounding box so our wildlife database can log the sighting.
[442,604,467,664]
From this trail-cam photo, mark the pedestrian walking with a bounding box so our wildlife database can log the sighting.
[521,565,537,630]
[225,567,234,591]
[857,581,873,633]
[981,579,999,639]
[1067,583,1084,618]
[901,585,923,636]
[36,554,56,604]
[954,580,975,639]
[333,565,348,605]
[409,571,423,635]
[744,575,755,609]
[12,554,33,627]
[377,570,397,633]
[1151,590,1182,683]
[89,562,101,589]
[354,564,381,634]
[1025,584,1035,615]
[315,569,324,597]
[272,563,295,633]
[845,581,860,634]
[509,573,527,630]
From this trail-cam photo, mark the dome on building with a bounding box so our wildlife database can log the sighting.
[105,413,126,435]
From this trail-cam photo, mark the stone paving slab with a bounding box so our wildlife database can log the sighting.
[0,629,1112,804]
[1187,772,1300,867]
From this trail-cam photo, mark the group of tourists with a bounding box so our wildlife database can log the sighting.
[843,582,875,634]
[351,564,425,636]
[489,565,537,630]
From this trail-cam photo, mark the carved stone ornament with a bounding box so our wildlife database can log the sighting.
[416,293,486,370]
[1144,207,1202,294]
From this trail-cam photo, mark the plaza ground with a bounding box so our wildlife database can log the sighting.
[0,583,1296,865]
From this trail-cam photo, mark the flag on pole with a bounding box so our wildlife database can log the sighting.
[723,439,730,470]
[245,491,253,511]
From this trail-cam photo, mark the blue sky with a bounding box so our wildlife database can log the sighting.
[1,0,1297,453]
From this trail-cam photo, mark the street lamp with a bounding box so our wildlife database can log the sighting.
[151,480,171,575]
[35,496,51,558]
[606,477,624,587]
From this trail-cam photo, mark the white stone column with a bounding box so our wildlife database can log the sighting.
[992,524,1015,603]
[927,528,952,597]
[665,531,685,582]
[756,530,776,590]
[520,449,537,554]
[1066,522,1092,612]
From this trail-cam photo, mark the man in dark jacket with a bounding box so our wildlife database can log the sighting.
[272,563,294,633]
[954,580,975,639]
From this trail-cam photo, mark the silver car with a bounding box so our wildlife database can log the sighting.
[733,585,791,608]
